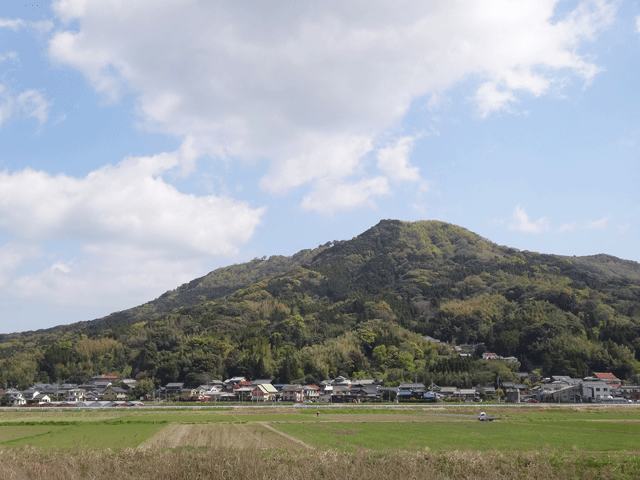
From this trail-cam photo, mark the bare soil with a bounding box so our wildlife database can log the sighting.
[139,422,306,450]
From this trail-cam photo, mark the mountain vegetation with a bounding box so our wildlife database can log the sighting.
[1,220,639,392]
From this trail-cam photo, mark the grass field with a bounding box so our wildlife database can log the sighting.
[3,406,640,452]
[3,406,640,479]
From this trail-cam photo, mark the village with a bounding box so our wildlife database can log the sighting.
[2,365,639,408]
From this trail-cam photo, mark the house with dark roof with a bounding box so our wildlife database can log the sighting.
[103,387,128,402]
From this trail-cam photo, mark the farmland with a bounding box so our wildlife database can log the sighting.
[2,405,640,479]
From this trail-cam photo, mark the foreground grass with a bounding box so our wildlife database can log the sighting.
[2,446,640,480]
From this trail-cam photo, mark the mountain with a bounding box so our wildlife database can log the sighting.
[1,219,639,391]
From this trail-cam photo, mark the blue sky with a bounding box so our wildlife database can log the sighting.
[0,0,639,333]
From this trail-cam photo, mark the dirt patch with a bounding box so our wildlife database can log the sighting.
[260,423,315,450]
[333,429,358,435]
[140,423,307,450]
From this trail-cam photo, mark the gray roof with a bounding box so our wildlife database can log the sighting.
[398,383,425,389]
[252,379,273,385]
[108,387,127,393]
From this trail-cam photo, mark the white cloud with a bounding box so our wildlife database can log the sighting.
[475,82,518,117]
[376,136,421,183]
[557,216,609,233]
[508,205,550,233]
[0,243,36,287]
[557,222,576,233]
[0,18,26,30]
[0,86,52,128]
[301,177,390,215]
[17,89,51,124]
[47,0,614,212]
[636,16,640,34]
[0,51,19,63]
[259,133,373,194]
[10,245,205,309]
[0,141,264,256]
[585,216,609,230]
[0,141,265,306]
[0,17,53,34]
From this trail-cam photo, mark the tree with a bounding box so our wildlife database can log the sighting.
[130,378,155,400]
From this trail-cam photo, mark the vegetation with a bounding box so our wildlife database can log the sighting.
[5,446,640,480]
[1,220,640,390]
[2,406,640,479]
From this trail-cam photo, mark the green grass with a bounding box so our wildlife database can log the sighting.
[1,422,164,450]
[0,425,68,442]
[274,409,640,453]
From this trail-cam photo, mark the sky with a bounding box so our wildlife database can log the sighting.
[0,0,639,334]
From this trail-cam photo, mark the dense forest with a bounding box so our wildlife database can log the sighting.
[1,220,639,394]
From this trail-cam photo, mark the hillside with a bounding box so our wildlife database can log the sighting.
[1,219,639,391]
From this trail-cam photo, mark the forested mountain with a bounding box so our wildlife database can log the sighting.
[1,220,639,392]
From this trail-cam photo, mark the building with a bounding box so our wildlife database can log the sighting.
[251,383,278,402]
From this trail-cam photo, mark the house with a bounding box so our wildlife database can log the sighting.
[332,385,350,395]
[581,381,612,402]
[102,387,128,402]
[65,388,85,402]
[547,376,579,386]
[476,386,496,400]
[593,373,621,388]
[162,383,184,398]
[618,385,640,401]
[398,383,425,392]
[439,387,457,398]
[303,385,321,401]
[348,384,379,402]
[22,390,52,405]
[331,376,351,386]
[281,385,305,402]
[252,379,273,386]
[179,389,201,401]
[10,395,27,406]
[224,377,247,390]
[351,379,376,387]
[251,383,278,402]
[331,394,361,403]
[548,385,581,403]
[84,392,101,402]
[121,379,137,390]
[197,384,220,394]
[6,389,26,406]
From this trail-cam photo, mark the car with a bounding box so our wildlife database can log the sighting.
[477,412,495,421]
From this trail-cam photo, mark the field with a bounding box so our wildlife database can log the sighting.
[2,405,640,479]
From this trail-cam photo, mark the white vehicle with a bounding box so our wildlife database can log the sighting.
[477,412,495,421]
